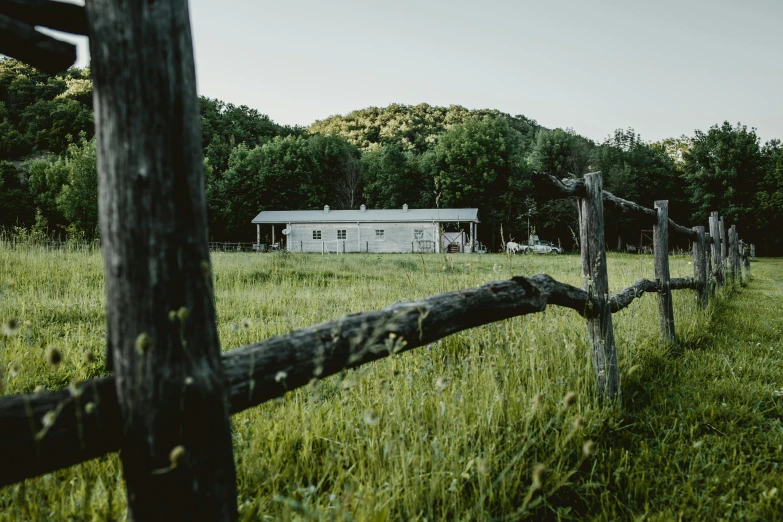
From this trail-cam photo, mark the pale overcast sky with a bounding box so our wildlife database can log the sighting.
[44,0,783,144]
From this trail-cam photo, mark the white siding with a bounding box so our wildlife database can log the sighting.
[288,222,439,253]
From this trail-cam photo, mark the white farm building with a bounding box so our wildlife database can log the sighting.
[251,204,480,254]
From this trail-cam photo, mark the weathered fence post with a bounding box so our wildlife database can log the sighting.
[692,226,707,307]
[579,172,619,400]
[85,0,237,520]
[704,232,713,292]
[729,225,738,284]
[738,238,745,282]
[709,211,722,287]
[653,201,675,342]
[719,216,728,280]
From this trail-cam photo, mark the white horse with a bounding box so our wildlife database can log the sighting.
[505,241,524,254]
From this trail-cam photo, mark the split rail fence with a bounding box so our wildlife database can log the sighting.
[0,170,753,488]
[0,0,754,519]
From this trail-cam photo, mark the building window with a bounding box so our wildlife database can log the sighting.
[337,229,346,239]
[414,229,424,240]
[375,229,385,240]
[313,230,321,240]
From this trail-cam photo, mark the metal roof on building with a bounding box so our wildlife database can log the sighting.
[251,206,479,224]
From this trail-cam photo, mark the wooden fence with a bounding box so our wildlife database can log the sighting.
[0,1,754,519]
[0,170,752,489]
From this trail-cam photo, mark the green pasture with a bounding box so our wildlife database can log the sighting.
[1,247,781,521]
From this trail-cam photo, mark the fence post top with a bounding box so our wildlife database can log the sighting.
[693,225,705,233]
[654,200,668,208]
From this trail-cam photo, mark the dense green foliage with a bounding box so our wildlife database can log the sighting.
[2,59,782,253]
[1,249,781,520]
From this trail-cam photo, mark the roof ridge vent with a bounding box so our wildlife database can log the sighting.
[360,204,367,212]
[324,205,330,213]
[402,204,408,212]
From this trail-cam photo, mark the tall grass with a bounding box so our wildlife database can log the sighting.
[1,247,781,520]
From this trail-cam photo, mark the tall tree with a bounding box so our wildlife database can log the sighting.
[756,140,783,254]
[0,161,35,229]
[529,128,595,248]
[682,122,764,240]
[55,135,99,238]
[427,116,531,247]
[361,143,433,209]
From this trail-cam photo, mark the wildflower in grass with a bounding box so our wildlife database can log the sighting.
[83,350,95,364]
[532,463,547,489]
[41,410,56,428]
[476,458,490,475]
[184,376,194,386]
[169,445,186,467]
[34,385,45,393]
[8,362,20,378]
[563,391,578,409]
[582,440,595,457]
[135,333,150,355]
[85,402,96,414]
[177,307,188,322]
[275,371,288,383]
[68,383,82,398]
[47,345,62,367]
[531,393,542,409]
[435,376,448,391]
[573,416,585,430]
[241,318,252,328]
[3,317,21,336]
[363,409,380,426]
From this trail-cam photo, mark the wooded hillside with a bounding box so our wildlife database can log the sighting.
[2,58,782,253]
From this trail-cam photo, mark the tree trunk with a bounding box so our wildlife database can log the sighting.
[85,1,237,520]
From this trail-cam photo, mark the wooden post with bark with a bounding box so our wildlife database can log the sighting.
[692,226,707,307]
[709,212,722,287]
[653,201,675,342]
[727,225,737,284]
[719,217,728,280]
[704,232,713,292]
[579,172,619,400]
[85,0,237,520]
[733,225,742,283]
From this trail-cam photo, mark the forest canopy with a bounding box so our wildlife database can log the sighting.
[1,58,781,254]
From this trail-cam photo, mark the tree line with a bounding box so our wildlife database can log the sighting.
[1,58,781,253]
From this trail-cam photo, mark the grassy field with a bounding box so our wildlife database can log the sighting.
[1,247,782,521]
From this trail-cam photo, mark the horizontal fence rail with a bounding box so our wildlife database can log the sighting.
[531,171,698,239]
[0,170,751,489]
[0,271,697,487]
